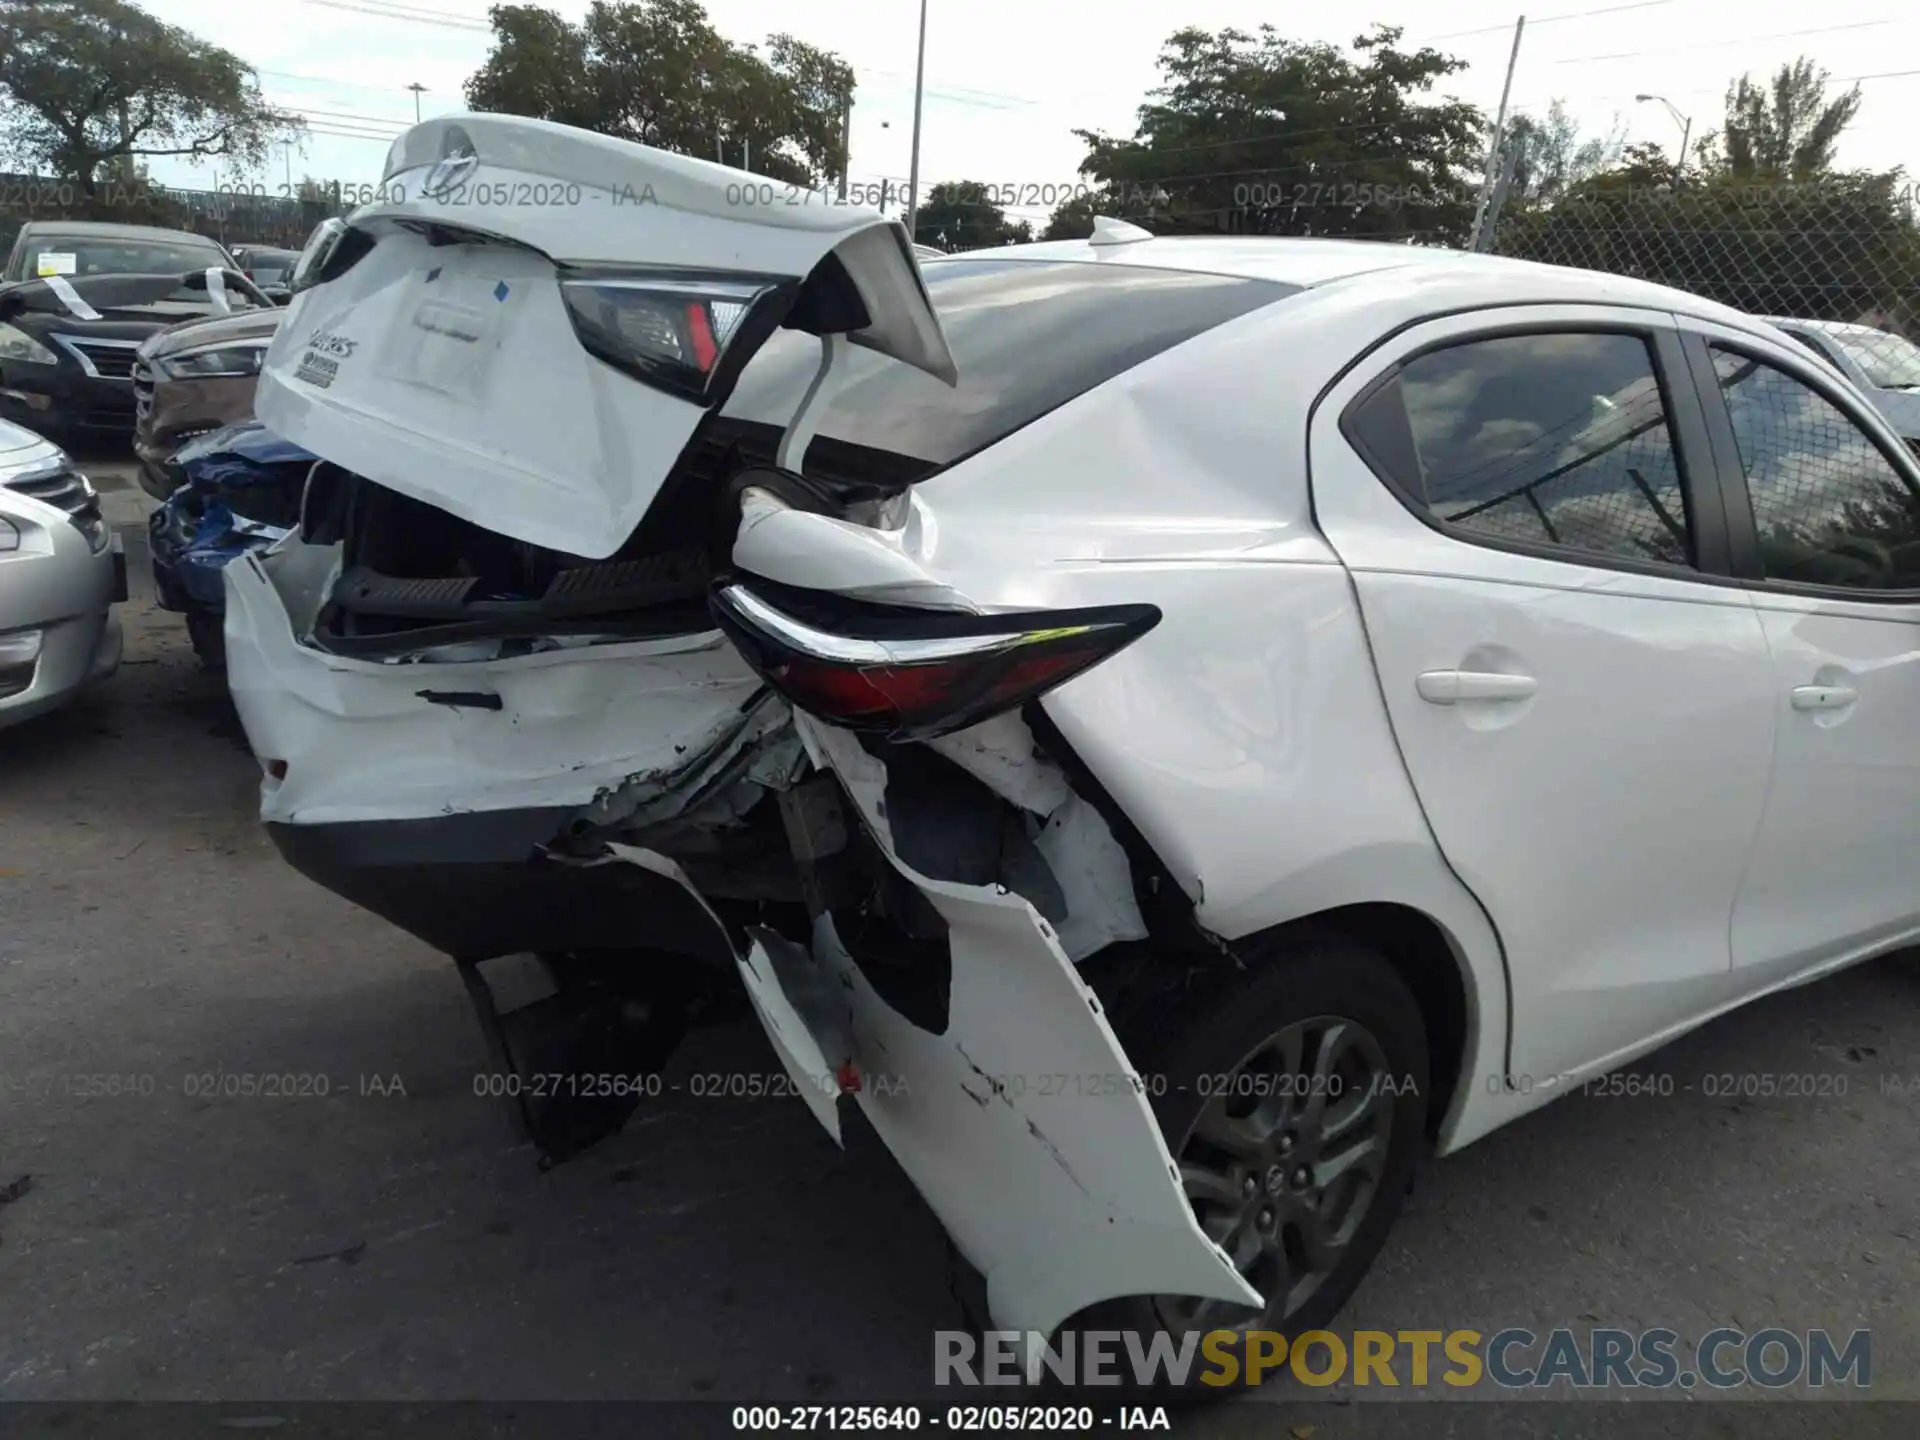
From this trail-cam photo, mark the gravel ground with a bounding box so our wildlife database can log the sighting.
[1,453,1915,1438]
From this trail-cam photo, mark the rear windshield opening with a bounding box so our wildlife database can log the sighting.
[723,259,1301,485]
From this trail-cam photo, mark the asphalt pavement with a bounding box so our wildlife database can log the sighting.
[1,454,1915,1437]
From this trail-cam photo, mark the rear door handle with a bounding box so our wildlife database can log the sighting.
[1416,670,1538,705]
[1790,684,1858,712]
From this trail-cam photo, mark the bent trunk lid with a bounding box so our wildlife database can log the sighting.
[256,114,954,561]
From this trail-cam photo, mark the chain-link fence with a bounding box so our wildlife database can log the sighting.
[1480,175,1920,390]
[1471,176,1920,582]
[0,173,350,258]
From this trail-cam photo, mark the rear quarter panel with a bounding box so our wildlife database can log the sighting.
[887,280,1510,1149]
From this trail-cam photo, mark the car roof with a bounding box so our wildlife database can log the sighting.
[929,232,1758,329]
[16,219,225,245]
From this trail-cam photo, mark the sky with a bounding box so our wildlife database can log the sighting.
[136,0,1920,225]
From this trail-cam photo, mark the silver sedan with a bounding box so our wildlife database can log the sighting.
[0,418,123,728]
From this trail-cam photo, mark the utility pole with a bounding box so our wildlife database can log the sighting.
[283,139,294,195]
[116,99,137,183]
[906,0,928,244]
[1468,15,1525,252]
[1477,133,1523,252]
[837,89,852,201]
[407,83,426,123]
[743,137,750,172]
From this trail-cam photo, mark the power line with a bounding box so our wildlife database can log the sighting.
[274,104,411,129]
[1561,18,1906,65]
[301,0,489,31]
[294,2,1037,111]
[256,67,429,96]
[1512,63,1920,112]
[1420,1,1677,44]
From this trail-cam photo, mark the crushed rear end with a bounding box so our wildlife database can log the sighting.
[225,114,953,1156]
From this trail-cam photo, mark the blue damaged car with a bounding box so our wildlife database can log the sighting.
[148,420,312,667]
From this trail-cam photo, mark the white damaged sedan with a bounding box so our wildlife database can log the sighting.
[231,115,1920,1375]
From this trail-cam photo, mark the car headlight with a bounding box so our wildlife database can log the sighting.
[0,324,58,366]
[0,516,20,552]
[158,343,268,380]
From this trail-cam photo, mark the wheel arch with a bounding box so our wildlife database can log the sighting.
[1268,901,1472,1147]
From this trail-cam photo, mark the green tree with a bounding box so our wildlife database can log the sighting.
[911,182,1033,249]
[0,0,302,193]
[1060,24,1486,243]
[1505,100,1624,205]
[1040,183,1169,239]
[465,1,854,188]
[1499,166,1919,324]
[1702,57,1862,180]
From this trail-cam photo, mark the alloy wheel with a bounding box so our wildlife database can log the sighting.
[1154,1014,1398,1334]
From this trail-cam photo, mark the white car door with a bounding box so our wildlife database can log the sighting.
[1310,307,1778,1086]
[1682,325,1920,974]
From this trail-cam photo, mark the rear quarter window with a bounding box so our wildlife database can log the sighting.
[725,259,1298,478]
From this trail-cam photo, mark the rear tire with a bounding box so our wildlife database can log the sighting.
[1068,929,1430,1399]
[186,613,226,671]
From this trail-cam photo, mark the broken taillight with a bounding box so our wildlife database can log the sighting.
[708,582,1160,743]
[558,269,777,403]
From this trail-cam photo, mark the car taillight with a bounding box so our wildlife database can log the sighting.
[558,269,782,403]
[709,582,1160,743]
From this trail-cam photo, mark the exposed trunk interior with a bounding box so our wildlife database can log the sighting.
[298,415,929,661]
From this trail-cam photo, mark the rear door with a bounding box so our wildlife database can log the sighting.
[256,115,954,561]
[1311,307,1778,1085]
[1679,324,1920,973]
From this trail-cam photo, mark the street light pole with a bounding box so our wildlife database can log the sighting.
[407,82,426,123]
[1635,94,1691,173]
[905,0,928,244]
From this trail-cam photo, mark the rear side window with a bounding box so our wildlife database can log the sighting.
[726,260,1298,475]
[1345,330,1695,569]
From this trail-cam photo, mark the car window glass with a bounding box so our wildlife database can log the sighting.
[1828,329,1920,392]
[724,260,1299,477]
[1710,346,1920,590]
[1358,331,1694,568]
[46,238,226,276]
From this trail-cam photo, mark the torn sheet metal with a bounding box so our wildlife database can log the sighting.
[225,549,774,827]
[575,692,803,833]
[923,712,1073,816]
[738,929,845,1141]
[745,714,1262,1365]
[923,712,1144,962]
[1033,793,1147,960]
